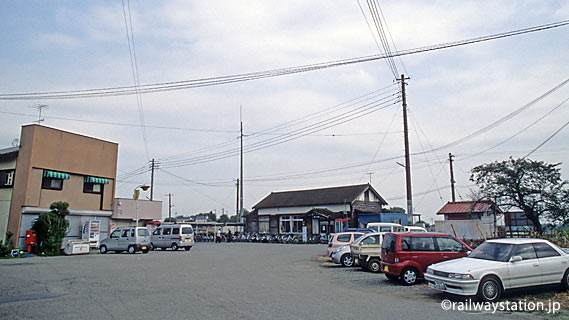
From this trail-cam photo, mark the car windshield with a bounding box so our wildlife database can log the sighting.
[469,242,515,262]
[352,235,368,245]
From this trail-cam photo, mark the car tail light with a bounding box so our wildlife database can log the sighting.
[328,243,332,248]
[180,236,183,241]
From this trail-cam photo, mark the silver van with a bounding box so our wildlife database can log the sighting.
[151,224,194,251]
[99,227,151,254]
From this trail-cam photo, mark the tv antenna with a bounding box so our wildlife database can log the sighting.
[30,104,48,124]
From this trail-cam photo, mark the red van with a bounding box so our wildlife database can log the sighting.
[380,232,471,285]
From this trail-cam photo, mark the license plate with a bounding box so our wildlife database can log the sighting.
[354,258,359,264]
[185,239,190,242]
[142,246,147,250]
[384,266,388,272]
[432,280,446,290]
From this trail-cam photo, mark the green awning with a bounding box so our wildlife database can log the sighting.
[84,176,110,184]
[43,170,70,180]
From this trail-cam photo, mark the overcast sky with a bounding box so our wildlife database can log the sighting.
[1,1,568,224]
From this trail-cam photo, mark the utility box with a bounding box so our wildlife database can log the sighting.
[63,240,90,255]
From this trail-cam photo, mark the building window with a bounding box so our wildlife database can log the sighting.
[42,170,69,190]
[83,182,103,194]
[279,215,303,233]
[42,177,63,190]
[0,169,15,188]
[259,216,269,233]
[83,176,109,194]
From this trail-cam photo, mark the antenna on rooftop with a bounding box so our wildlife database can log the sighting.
[30,104,48,124]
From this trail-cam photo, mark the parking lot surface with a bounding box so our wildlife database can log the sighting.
[0,243,556,319]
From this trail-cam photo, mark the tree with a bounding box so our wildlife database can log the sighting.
[164,217,176,222]
[32,201,70,255]
[383,207,406,213]
[470,157,568,234]
[217,214,229,223]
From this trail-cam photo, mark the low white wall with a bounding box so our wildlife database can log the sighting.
[435,216,496,240]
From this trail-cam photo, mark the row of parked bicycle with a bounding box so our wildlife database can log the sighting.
[194,232,331,244]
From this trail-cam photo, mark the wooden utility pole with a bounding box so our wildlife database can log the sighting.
[150,159,155,200]
[167,193,172,220]
[449,153,456,202]
[398,74,413,222]
[235,179,240,218]
[239,106,244,229]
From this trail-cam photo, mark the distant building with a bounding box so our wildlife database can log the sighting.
[249,184,391,235]
[3,125,118,247]
[435,200,502,240]
[112,198,162,229]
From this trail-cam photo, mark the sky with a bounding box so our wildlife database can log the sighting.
[1,1,569,224]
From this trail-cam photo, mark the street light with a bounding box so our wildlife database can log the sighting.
[133,185,150,229]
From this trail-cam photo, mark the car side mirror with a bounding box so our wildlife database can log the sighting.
[510,255,522,263]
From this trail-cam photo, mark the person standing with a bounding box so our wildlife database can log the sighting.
[216,228,221,243]
[227,229,232,243]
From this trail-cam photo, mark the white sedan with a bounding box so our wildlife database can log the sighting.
[425,238,569,302]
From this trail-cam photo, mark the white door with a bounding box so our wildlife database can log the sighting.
[508,244,542,288]
[312,219,319,235]
[534,242,567,284]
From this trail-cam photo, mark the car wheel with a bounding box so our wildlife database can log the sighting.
[171,243,179,251]
[401,267,418,285]
[477,276,502,302]
[184,246,191,251]
[367,259,381,273]
[142,248,150,254]
[340,254,354,267]
[562,269,569,290]
[99,245,107,254]
[385,274,398,281]
[128,245,136,254]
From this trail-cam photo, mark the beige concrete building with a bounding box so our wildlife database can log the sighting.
[5,125,118,247]
[112,197,162,230]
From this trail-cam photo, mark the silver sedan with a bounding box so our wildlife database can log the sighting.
[331,245,355,267]
[425,238,569,302]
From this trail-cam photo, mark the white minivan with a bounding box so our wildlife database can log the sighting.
[366,222,404,233]
[99,227,151,254]
[151,224,194,251]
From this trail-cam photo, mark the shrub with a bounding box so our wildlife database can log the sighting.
[32,201,70,256]
[0,232,15,258]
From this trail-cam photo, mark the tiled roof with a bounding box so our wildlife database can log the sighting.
[253,184,387,209]
[437,200,500,215]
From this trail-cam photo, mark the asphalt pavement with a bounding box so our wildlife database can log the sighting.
[0,243,560,319]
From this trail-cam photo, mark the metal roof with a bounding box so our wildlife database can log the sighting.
[436,200,500,215]
[253,184,387,209]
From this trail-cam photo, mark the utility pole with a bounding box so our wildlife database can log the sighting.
[235,179,240,218]
[150,159,155,200]
[239,106,244,230]
[167,193,173,220]
[398,74,413,223]
[449,153,456,202]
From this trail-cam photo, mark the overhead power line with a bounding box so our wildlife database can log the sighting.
[1,19,568,100]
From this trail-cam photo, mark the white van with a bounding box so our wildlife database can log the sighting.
[99,227,151,254]
[366,222,404,233]
[151,224,194,251]
[404,226,427,232]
